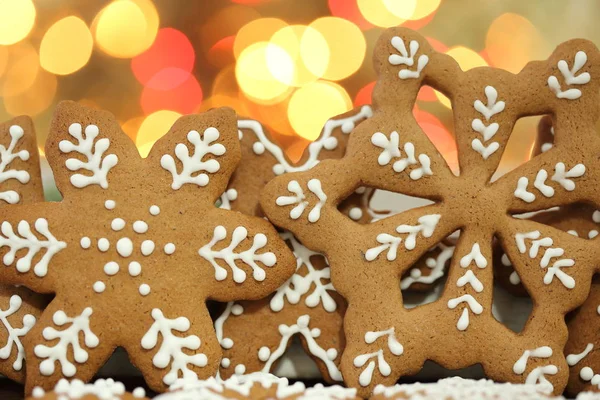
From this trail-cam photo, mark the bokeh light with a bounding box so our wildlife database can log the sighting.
[288,81,351,141]
[268,25,329,87]
[399,0,442,20]
[485,13,545,73]
[357,0,413,27]
[2,41,39,97]
[233,18,288,59]
[236,41,293,104]
[40,16,93,75]
[309,17,366,81]
[141,74,203,114]
[355,81,375,106]
[0,0,36,46]
[328,0,373,30]
[4,69,57,116]
[94,0,159,58]
[136,110,182,157]
[131,28,195,89]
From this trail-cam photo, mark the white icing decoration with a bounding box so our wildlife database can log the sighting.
[0,218,67,277]
[365,214,441,261]
[514,163,585,203]
[128,261,141,277]
[388,36,429,79]
[515,230,575,289]
[513,347,553,377]
[218,188,238,210]
[139,284,150,296]
[98,238,110,252]
[93,281,105,293]
[270,232,336,312]
[161,127,225,190]
[117,238,133,258]
[371,131,432,180]
[541,126,554,153]
[80,237,91,249]
[257,314,342,382]
[104,200,116,210]
[237,106,372,176]
[593,210,600,223]
[103,262,119,276]
[590,230,599,239]
[401,242,455,289]
[353,327,404,387]
[349,207,363,221]
[149,205,160,215]
[547,51,590,100]
[0,295,35,371]
[59,123,118,189]
[215,302,242,354]
[459,243,487,268]
[0,125,30,204]
[164,243,176,255]
[34,307,99,377]
[133,221,148,234]
[471,86,504,159]
[111,218,125,231]
[456,270,483,292]
[447,295,483,331]
[133,387,146,398]
[199,226,276,283]
[141,308,208,385]
[38,378,129,400]
[566,343,593,366]
[141,240,155,256]
[276,179,327,223]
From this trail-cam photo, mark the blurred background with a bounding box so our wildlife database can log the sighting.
[0,0,597,185]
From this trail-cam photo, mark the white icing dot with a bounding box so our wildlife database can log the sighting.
[425,257,436,268]
[221,358,231,368]
[93,281,105,293]
[326,348,338,360]
[581,366,594,381]
[128,261,142,277]
[410,268,422,278]
[139,284,151,296]
[132,388,146,398]
[323,136,338,150]
[226,188,238,201]
[231,304,244,315]
[164,243,176,255]
[105,200,116,210]
[117,237,134,258]
[273,164,285,175]
[252,142,265,155]
[258,346,270,362]
[111,218,126,231]
[234,364,246,375]
[133,220,149,234]
[80,237,91,249]
[141,240,155,256]
[149,205,160,216]
[341,120,354,133]
[311,328,321,337]
[98,238,110,252]
[348,207,363,221]
[597,305,600,315]
[32,387,45,398]
[104,262,119,276]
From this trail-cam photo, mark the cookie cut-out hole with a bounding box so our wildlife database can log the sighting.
[415,86,459,176]
[403,276,447,310]
[271,336,322,379]
[401,360,485,383]
[97,347,142,377]
[491,114,552,182]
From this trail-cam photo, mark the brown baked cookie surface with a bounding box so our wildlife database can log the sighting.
[28,378,148,400]
[0,101,296,394]
[216,108,372,382]
[155,372,360,400]
[261,27,600,397]
[0,116,47,383]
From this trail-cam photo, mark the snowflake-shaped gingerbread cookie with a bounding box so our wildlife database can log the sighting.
[261,28,600,396]
[215,107,373,382]
[0,101,296,394]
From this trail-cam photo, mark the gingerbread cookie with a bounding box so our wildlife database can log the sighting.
[261,27,600,396]
[29,379,148,400]
[215,108,374,382]
[370,377,560,399]
[0,116,47,383]
[155,372,360,399]
[0,101,296,394]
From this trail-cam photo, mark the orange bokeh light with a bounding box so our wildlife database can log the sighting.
[141,74,203,115]
[328,0,373,30]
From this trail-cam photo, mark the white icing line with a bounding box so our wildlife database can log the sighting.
[388,36,429,79]
[0,295,35,371]
[548,51,590,100]
[353,327,404,386]
[276,179,327,223]
[0,125,30,204]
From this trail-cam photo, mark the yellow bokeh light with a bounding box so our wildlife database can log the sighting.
[288,80,351,141]
[486,13,545,73]
[94,0,159,58]
[40,16,93,75]
[136,110,182,157]
[358,0,409,27]
[0,0,36,45]
[236,41,293,105]
[389,0,440,20]
[2,41,39,97]
[268,25,329,87]
[234,18,288,59]
[4,68,57,116]
[309,17,365,81]
[434,47,487,108]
